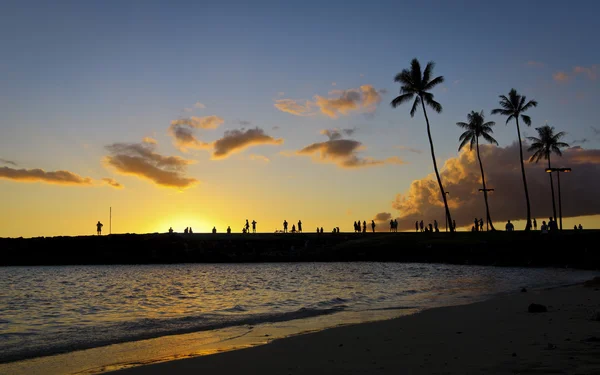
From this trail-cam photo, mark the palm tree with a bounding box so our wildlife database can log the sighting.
[457,110,498,231]
[527,124,569,223]
[391,58,453,232]
[491,89,538,230]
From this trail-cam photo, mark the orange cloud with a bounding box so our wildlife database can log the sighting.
[170,115,224,130]
[212,127,283,159]
[273,99,314,116]
[104,141,197,189]
[0,166,93,185]
[168,124,211,152]
[142,137,157,145]
[573,65,598,80]
[553,72,569,82]
[101,178,123,189]
[386,143,600,231]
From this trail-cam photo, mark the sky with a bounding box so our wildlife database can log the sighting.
[1,0,599,237]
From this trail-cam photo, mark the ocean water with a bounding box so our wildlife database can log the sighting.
[0,262,597,374]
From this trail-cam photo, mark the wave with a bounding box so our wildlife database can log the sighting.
[0,306,345,364]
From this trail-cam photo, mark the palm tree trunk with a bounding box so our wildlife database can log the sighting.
[515,118,532,230]
[547,157,557,222]
[476,138,495,231]
[420,97,453,232]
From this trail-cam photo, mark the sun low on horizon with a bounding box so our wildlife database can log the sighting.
[1,1,599,238]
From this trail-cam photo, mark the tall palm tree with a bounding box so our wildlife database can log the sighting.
[391,58,453,232]
[527,124,569,222]
[491,89,538,230]
[457,110,498,231]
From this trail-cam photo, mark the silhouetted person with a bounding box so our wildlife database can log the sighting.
[415,221,419,232]
[428,223,433,232]
[252,220,257,233]
[96,221,103,235]
[389,219,394,232]
[227,226,231,234]
[212,226,217,234]
[298,220,302,233]
[189,227,193,234]
[433,220,438,232]
[419,220,424,232]
[184,227,189,234]
[371,220,375,233]
[505,220,514,232]
[548,217,558,232]
[320,227,324,234]
[479,218,483,232]
[245,219,250,233]
[168,227,173,234]
[362,221,366,233]
[473,218,479,232]
[578,224,583,230]
[541,221,548,233]
[574,225,577,230]
[471,225,475,232]
[283,220,288,233]
[533,218,537,230]
[291,224,296,233]
[393,219,398,232]
[452,219,456,231]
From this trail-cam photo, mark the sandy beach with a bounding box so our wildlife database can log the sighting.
[107,278,600,375]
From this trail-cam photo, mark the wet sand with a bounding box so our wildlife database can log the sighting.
[108,278,600,375]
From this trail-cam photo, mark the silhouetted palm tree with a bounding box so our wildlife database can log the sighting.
[527,124,569,222]
[391,58,453,232]
[457,110,498,231]
[491,89,538,230]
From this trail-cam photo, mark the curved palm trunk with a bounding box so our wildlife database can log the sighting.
[420,97,453,232]
[476,138,495,231]
[515,118,532,230]
[547,156,557,222]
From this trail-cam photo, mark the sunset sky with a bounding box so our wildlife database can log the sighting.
[1,0,599,237]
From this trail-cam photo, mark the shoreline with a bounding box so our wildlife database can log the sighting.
[105,278,600,375]
[2,230,599,269]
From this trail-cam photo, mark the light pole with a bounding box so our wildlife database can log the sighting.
[478,188,494,231]
[444,191,450,232]
[545,167,571,230]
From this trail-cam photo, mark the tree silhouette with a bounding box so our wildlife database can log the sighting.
[457,110,498,231]
[491,89,538,230]
[527,124,569,222]
[391,59,453,231]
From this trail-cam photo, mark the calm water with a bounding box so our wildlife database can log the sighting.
[0,263,597,373]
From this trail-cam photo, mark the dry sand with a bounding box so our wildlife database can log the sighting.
[109,280,600,375]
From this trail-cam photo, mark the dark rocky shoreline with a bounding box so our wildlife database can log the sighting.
[1,230,598,269]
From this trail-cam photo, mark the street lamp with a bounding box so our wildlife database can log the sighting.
[478,188,494,231]
[545,168,571,230]
[444,191,450,232]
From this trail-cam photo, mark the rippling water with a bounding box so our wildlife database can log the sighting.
[0,263,596,372]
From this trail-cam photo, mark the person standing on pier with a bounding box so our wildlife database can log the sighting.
[96,221,103,235]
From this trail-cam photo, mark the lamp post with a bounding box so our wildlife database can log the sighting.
[478,188,494,231]
[444,191,450,232]
[545,167,571,230]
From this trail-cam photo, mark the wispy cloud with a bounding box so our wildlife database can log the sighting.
[0,158,17,166]
[194,101,206,109]
[395,145,423,154]
[212,127,283,159]
[249,154,270,163]
[104,141,197,189]
[0,167,93,185]
[553,65,598,83]
[101,178,123,189]
[274,84,386,118]
[296,130,404,168]
[553,71,570,82]
[170,115,224,130]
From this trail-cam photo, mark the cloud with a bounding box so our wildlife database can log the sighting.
[320,128,356,141]
[194,101,206,109]
[0,166,93,185]
[386,142,600,231]
[238,120,252,126]
[573,65,598,80]
[102,178,123,189]
[374,212,392,221]
[212,127,283,159]
[297,131,403,169]
[142,137,157,145]
[274,99,314,116]
[553,72,570,82]
[527,61,545,67]
[314,85,384,118]
[0,158,17,166]
[249,154,270,163]
[168,124,211,152]
[395,145,423,154]
[104,141,198,189]
[170,115,224,130]
[274,85,385,118]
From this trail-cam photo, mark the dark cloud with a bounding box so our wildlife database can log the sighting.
[297,131,405,168]
[104,141,197,189]
[0,158,17,166]
[387,142,600,230]
[170,115,224,130]
[168,124,211,152]
[0,166,92,185]
[212,127,283,159]
[102,178,123,189]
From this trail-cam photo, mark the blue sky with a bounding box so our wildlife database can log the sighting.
[1,0,599,236]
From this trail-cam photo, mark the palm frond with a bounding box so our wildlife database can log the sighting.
[422,93,442,113]
[456,121,470,129]
[458,133,473,151]
[481,132,498,145]
[391,93,414,108]
[410,96,421,117]
[521,99,538,111]
[394,70,412,85]
[410,59,422,89]
[505,114,515,124]
[521,115,532,126]
[423,75,444,91]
